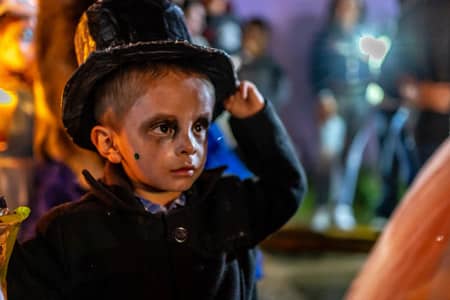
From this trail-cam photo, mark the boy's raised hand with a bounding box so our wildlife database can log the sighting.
[224,81,265,118]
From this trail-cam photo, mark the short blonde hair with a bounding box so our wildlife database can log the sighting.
[93,62,215,130]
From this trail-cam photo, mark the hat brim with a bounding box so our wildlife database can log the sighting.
[62,40,238,150]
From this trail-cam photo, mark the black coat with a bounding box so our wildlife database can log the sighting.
[7,104,306,300]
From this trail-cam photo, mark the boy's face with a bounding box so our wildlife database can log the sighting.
[110,70,215,194]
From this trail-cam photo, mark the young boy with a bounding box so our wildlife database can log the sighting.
[7,0,306,299]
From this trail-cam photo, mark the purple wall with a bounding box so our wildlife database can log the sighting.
[230,0,399,170]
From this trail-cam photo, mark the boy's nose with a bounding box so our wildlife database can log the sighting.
[175,133,197,156]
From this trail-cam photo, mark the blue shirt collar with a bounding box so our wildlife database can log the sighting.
[137,193,186,214]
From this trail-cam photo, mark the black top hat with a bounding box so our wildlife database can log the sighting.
[62,0,238,150]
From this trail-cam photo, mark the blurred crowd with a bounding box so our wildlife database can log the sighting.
[0,0,449,243]
[309,0,450,232]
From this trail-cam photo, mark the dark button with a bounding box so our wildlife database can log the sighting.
[174,227,188,243]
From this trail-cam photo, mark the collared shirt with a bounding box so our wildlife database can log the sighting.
[137,193,186,214]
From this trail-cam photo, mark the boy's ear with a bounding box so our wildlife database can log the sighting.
[91,125,122,164]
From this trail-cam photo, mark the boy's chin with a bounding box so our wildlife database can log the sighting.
[169,182,195,193]
[139,175,199,194]
[145,182,194,194]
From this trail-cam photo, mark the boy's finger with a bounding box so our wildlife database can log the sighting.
[247,82,258,99]
[238,81,248,100]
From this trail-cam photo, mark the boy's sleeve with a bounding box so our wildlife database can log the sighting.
[229,101,307,245]
[7,216,66,299]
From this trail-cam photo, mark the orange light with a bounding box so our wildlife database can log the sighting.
[0,18,35,74]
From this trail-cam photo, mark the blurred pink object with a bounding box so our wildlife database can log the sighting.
[347,138,450,299]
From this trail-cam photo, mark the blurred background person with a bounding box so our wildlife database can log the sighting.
[19,0,104,241]
[372,0,450,226]
[0,0,36,210]
[380,0,450,167]
[203,0,241,60]
[309,0,374,231]
[239,17,290,112]
[183,0,210,47]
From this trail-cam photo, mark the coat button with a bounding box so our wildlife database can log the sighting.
[173,227,188,243]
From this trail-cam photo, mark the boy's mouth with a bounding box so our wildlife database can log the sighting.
[171,166,196,176]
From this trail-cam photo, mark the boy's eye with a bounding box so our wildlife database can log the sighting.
[193,120,209,134]
[193,124,203,133]
[159,124,170,133]
[152,122,176,136]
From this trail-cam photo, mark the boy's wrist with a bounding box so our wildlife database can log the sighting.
[229,99,270,124]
